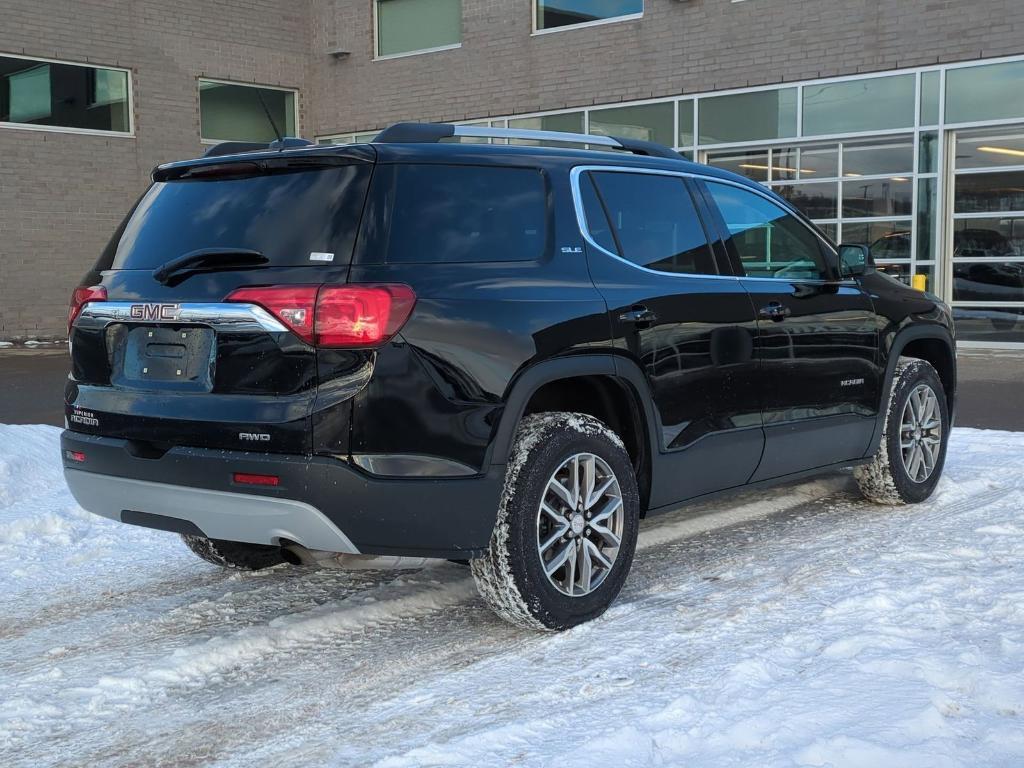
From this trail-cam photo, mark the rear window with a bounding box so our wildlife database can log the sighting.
[383,164,547,263]
[108,162,372,269]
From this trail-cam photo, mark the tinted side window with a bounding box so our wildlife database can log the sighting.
[705,181,829,280]
[588,171,717,275]
[386,164,546,263]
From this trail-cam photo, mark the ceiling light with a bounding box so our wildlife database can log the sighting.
[978,145,1024,158]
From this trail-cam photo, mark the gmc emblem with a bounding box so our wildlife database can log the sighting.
[130,303,180,321]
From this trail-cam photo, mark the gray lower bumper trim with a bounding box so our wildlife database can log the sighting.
[64,468,359,554]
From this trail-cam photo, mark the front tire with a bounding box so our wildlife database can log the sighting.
[855,357,949,504]
[471,412,640,630]
[180,534,287,571]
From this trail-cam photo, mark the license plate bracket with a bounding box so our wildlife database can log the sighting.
[109,325,215,391]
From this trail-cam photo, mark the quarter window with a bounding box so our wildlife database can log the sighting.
[384,164,547,263]
[705,181,829,281]
[0,55,129,133]
[536,1,643,32]
[199,80,296,143]
[585,171,717,276]
[377,0,462,57]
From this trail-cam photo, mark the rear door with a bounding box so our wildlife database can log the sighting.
[68,151,374,454]
[697,178,882,480]
[577,167,763,508]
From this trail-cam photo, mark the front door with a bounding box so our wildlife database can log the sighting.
[698,179,883,480]
[576,168,763,508]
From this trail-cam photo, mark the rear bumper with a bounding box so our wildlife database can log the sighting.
[61,431,503,559]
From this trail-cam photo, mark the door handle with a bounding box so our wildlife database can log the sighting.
[618,307,657,325]
[758,302,792,322]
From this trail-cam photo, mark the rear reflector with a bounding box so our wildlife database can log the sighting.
[233,472,280,487]
[68,285,107,331]
[227,283,416,348]
[65,450,87,463]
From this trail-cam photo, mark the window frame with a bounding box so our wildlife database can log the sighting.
[532,0,644,36]
[197,77,299,145]
[0,51,134,138]
[373,0,463,61]
[570,164,843,283]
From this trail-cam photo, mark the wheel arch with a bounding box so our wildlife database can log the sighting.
[487,355,659,513]
[867,325,957,456]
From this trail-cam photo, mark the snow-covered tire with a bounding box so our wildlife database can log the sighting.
[180,534,286,571]
[855,357,949,505]
[471,412,640,631]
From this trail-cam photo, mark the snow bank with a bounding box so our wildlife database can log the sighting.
[0,425,1022,767]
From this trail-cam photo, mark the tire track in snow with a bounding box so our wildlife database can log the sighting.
[1,476,852,756]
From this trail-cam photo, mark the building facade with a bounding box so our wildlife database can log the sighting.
[3,0,1024,344]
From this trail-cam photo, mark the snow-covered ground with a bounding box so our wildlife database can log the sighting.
[1,424,1022,768]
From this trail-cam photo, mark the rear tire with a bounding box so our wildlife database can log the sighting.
[471,412,640,630]
[855,357,949,505]
[180,534,287,571]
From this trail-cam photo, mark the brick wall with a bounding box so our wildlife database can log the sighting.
[307,0,1024,136]
[0,0,312,339]
[3,0,1024,338]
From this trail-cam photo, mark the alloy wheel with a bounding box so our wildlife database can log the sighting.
[899,383,943,483]
[536,452,624,597]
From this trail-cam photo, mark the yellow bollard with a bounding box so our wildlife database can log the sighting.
[911,273,928,292]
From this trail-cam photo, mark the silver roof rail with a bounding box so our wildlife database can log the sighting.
[451,125,621,147]
[372,122,683,160]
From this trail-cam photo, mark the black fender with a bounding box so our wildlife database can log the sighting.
[865,324,957,457]
[486,353,661,471]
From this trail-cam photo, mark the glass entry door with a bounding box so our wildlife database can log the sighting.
[950,128,1024,344]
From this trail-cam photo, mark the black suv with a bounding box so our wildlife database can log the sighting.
[63,123,957,629]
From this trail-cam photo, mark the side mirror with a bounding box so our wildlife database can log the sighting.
[838,244,874,278]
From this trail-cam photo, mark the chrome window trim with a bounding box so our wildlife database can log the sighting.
[76,302,289,334]
[569,164,853,285]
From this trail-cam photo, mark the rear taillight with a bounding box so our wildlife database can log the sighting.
[227,284,416,348]
[68,285,107,331]
[226,285,319,343]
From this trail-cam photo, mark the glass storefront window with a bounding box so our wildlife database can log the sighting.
[706,151,769,182]
[920,70,940,126]
[954,217,1024,259]
[678,100,694,147]
[843,221,912,258]
[955,171,1024,214]
[946,59,1024,124]
[773,182,839,219]
[589,102,673,146]
[199,81,296,143]
[954,131,1024,170]
[377,0,462,57]
[698,88,797,145]
[535,0,643,31]
[953,262,1024,303]
[842,140,914,177]
[842,178,913,218]
[954,307,1024,343]
[918,178,937,261]
[919,131,939,174]
[803,74,915,136]
[0,55,129,132]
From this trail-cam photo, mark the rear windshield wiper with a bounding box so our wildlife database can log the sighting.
[153,248,269,285]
